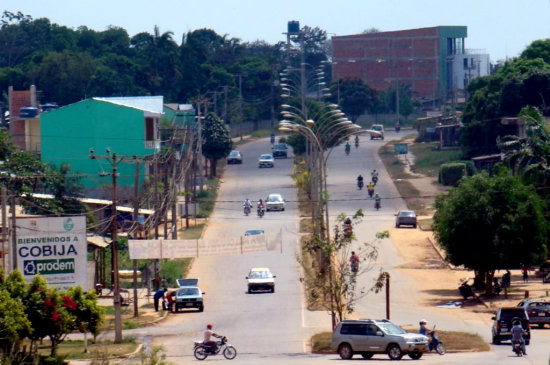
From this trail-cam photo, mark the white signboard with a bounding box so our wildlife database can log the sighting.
[14,216,87,290]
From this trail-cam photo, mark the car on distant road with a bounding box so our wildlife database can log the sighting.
[272,143,288,159]
[227,150,243,164]
[246,267,276,293]
[174,278,204,312]
[395,210,417,228]
[266,193,285,211]
[331,318,428,360]
[370,124,385,140]
[491,307,530,344]
[517,299,550,328]
[244,229,264,236]
[258,154,274,168]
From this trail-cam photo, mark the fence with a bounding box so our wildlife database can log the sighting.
[128,231,282,259]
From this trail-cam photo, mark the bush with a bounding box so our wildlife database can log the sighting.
[439,162,467,186]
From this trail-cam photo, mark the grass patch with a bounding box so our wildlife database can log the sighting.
[37,339,138,359]
[312,329,490,354]
[179,223,204,239]
[100,305,164,331]
[409,142,462,177]
[196,178,220,217]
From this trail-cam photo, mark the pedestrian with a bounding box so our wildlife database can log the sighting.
[502,270,511,289]
[153,287,167,312]
[521,265,530,282]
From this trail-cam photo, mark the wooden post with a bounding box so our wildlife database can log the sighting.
[386,275,390,320]
[132,159,140,318]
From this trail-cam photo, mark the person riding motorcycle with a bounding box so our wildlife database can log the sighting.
[270,132,275,144]
[354,135,359,147]
[345,142,351,154]
[357,175,364,189]
[350,251,359,273]
[343,217,353,237]
[367,181,374,197]
[203,324,223,353]
[243,198,252,215]
[257,199,265,214]
[371,171,379,185]
[511,320,527,355]
[419,319,430,336]
[374,193,381,209]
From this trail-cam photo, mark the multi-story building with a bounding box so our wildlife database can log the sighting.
[331,26,490,107]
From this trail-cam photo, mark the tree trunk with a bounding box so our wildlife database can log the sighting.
[211,159,217,177]
[485,270,495,296]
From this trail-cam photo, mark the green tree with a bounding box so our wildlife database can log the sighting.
[331,78,377,122]
[433,171,548,294]
[0,270,32,363]
[66,286,104,352]
[201,112,232,177]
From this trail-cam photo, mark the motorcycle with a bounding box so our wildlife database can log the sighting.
[194,336,237,360]
[357,180,364,190]
[343,222,353,238]
[354,140,359,148]
[345,146,350,155]
[244,205,251,216]
[257,206,265,218]
[95,283,103,296]
[375,199,381,210]
[458,279,475,300]
[512,339,523,357]
[270,134,275,144]
[372,175,378,185]
[367,187,374,198]
[428,327,446,355]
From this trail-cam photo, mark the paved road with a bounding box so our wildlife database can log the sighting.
[116,133,550,365]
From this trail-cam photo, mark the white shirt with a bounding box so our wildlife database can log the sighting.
[204,329,214,342]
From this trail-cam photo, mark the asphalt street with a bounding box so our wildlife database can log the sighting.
[117,132,550,365]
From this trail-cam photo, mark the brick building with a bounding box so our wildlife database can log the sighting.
[332,26,489,107]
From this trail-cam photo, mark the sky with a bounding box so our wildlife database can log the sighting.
[3,0,550,62]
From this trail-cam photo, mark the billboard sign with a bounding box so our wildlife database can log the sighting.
[14,216,87,290]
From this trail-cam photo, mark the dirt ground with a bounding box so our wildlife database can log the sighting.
[391,174,550,321]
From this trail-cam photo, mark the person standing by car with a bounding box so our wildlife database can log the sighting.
[521,265,530,282]
[153,287,167,312]
[165,289,177,312]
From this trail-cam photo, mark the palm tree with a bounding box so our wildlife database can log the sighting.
[499,106,550,188]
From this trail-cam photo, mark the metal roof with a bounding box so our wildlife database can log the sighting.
[93,96,164,114]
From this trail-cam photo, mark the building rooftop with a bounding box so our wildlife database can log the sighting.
[93,96,164,114]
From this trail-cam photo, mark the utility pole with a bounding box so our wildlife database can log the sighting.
[238,75,243,139]
[10,194,17,272]
[132,158,140,318]
[89,150,140,344]
[2,187,6,274]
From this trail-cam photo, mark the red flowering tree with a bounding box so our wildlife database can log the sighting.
[67,286,104,352]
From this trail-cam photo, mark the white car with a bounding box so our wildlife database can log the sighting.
[266,193,285,211]
[246,267,276,293]
[370,124,385,140]
[258,154,274,168]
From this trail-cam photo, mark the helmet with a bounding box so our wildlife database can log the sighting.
[419,319,427,324]
[207,324,213,329]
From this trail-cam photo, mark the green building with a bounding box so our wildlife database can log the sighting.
[41,96,163,198]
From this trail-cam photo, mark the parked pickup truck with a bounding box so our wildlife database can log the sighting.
[174,278,205,312]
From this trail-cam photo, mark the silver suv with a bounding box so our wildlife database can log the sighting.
[331,319,428,360]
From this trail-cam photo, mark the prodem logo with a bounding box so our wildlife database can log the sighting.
[23,259,75,275]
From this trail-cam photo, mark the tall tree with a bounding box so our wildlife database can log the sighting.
[201,112,232,177]
[433,170,548,294]
[330,78,377,122]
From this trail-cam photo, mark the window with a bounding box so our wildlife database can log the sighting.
[463,58,468,69]
[340,323,367,335]
[145,117,156,141]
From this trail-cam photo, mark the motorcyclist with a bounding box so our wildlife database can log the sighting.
[345,142,351,154]
[419,319,430,336]
[270,133,275,144]
[374,193,381,209]
[357,175,364,189]
[344,217,353,237]
[367,181,374,197]
[371,169,379,181]
[243,199,252,209]
[354,135,359,144]
[511,320,527,355]
[257,199,265,214]
[350,251,359,273]
[203,324,223,352]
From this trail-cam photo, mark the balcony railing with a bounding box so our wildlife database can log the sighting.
[145,140,160,150]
